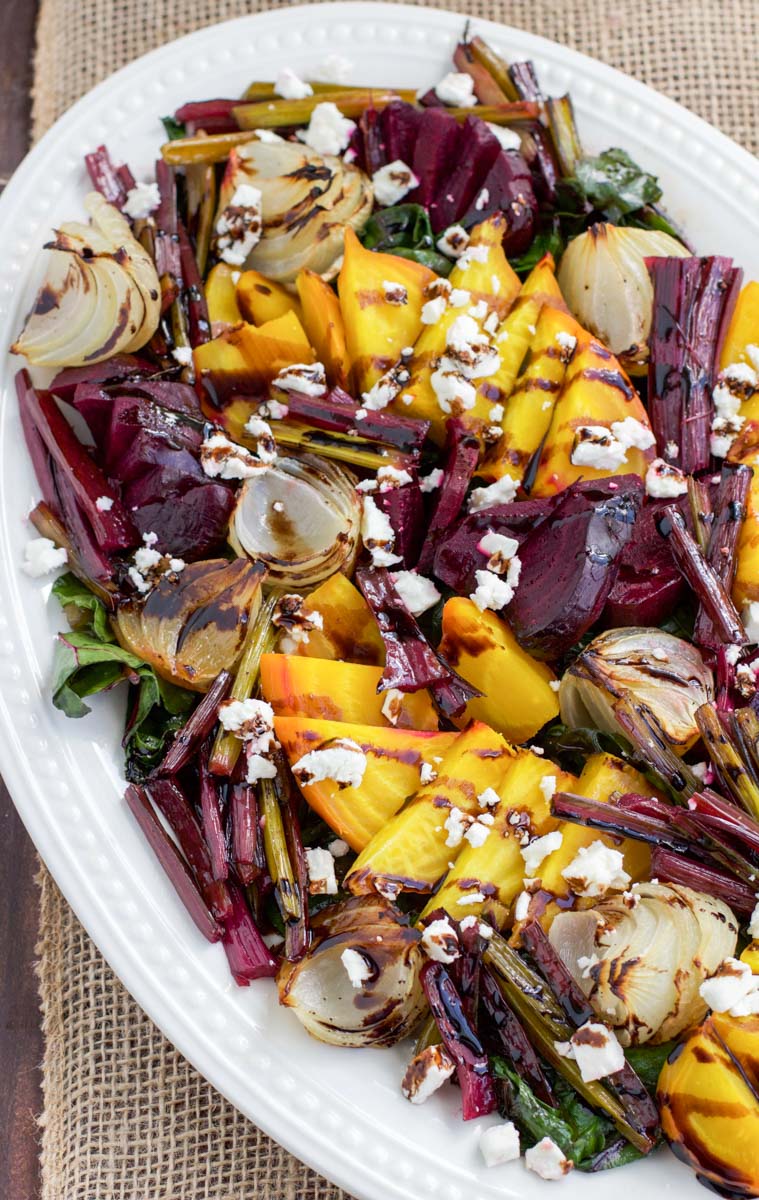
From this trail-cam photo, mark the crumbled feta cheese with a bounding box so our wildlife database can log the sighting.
[449,287,471,308]
[298,102,356,156]
[134,545,162,573]
[380,688,404,726]
[514,890,531,921]
[218,698,275,756]
[748,898,759,938]
[486,122,521,151]
[421,295,449,325]
[245,751,278,782]
[444,806,470,848]
[123,180,161,219]
[243,414,277,463]
[382,279,408,306]
[555,1021,625,1081]
[419,467,444,494]
[372,160,419,206]
[274,67,313,99]
[273,361,327,396]
[443,314,500,379]
[578,953,600,980]
[95,495,114,512]
[478,787,500,809]
[611,416,656,451]
[401,1044,456,1103]
[341,947,372,989]
[357,465,415,493]
[468,474,518,512]
[711,414,745,458]
[420,761,437,785]
[328,838,350,858]
[201,432,267,479]
[521,830,563,876]
[456,244,490,270]
[664,440,679,460]
[360,362,410,411]
[171,345,193,368]
[272,593,323,649]
[645,457,688,498]
[293,739,367,789]
[305,849,338,897]
[421,917,460,963]
[489,403,504,423]
[468,299,489,321]
[470,568,514,612]
[391,570,441,616]
[436,225,470,259]
[361,495,402,567]
[214,183,263,265]
[22,536,67,577]
[525,1137,573,1180]
[477,531,519,575]
[549,679,561,692]
[457,890,486,906]
[479,1121,520,1167]
[474,187,490,212]
[435,72,477,106]
[571,425,628,470]
[255,129,284,144]
[561,840,630,897]
[539,775,557,803]
[700,957,759,1016]
[713,361,758,418]
[465,817,493,848]
[430,367,477,415]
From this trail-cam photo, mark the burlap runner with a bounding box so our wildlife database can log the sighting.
[31,2,758,1198]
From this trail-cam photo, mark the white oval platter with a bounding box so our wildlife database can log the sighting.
[1,5,757,1197]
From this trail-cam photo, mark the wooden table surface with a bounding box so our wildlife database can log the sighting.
[1,3,44,1199]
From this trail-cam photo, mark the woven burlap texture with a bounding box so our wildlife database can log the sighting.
[32,2,758,1199]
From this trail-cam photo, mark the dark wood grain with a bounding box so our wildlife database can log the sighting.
[0,4,43,1199]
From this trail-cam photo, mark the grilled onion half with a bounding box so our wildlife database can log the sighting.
[549,882,739,1045]
[114,558,265,691]
[12,192,160,366]
[560,627,714,754]
[229,453,361,590]
[277,896,426,1047]
[222,138,373,283]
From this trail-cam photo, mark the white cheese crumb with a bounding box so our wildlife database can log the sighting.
[419,467,444,494]
[477,531,519,574]
[372,160,419,207]
[430,367,477,414]
[382,279,409,306]
[478,787,500,809]
[465,817,493,848]
[200,432,267,480]
[449,287,471,307]
[514,890,531,922]
[555,1021,625,1081]
[380,687,404,727]
[421,295,449,325]
[328,838,350,858]
[611,416,656,451]
[468,299,489,321]
[474,187,490,212]
[525,1137,573,1180]
[700,957,759,1016]
[293,739,367,789]
[420,761,437,785]
[361,495,402,568]
[456,244,490,270]
[391,569,441,616]
[468,475,517,512]
[214,183,263,265]
[479,1122,521,1167]
[273,361,327,396]
[123,180,161,220]
[645,458,688,498]
[743,602,759,643]
[22,536,68,577]
[457,890,486,906]
[561,840,630,897]
[172,346,193,367]
[298,102,356,156]
[521,830,563,875]
[401,1044,456,1104]
[489,403,504,423]
[748,898,759,938]
[255,129,284,144]
[95,495,114,512]
[274,67,313,99]
[341,947,372,989]
[243,414,277,463]
[549,679,561,692]
[421,917,460,963]
[305,846,338,895]
[435,72,477,107]
[444,806,470,848]
[436,225,470,259]
[570,425,628,470]
[218,698,275,754]
[486,122,521,151]
[470,568,514,612]
[245,751,278,782]
[539,775,557,803]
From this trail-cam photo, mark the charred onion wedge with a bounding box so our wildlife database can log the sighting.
[113,558,265,691]
[277,895,426,1047]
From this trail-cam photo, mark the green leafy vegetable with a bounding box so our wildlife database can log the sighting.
[360,204,453,275]
[161,115,187,141]
[509,222,564,276]
[568,148,663,223]
[493,1059,645,1171]
[624,1041,676,1095]
[534,722,632,776]
[50,572,194,780]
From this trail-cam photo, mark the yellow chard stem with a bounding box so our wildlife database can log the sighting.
[208,592,279,776]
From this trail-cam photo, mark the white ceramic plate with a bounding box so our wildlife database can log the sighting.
[2,5,757,1196]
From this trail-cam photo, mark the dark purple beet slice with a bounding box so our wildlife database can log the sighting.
[130,482,235,560]
[409,107,461,208]
[507,476,643,660]
[429,117,502,234]
[380,102,423,167]
[603,498,685,627]
[51,354,156,402]
[374,480,425,568]
[432,495,554,593]
[459,150,537,254]
[417,419,480,574]
[358,106,387,175]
